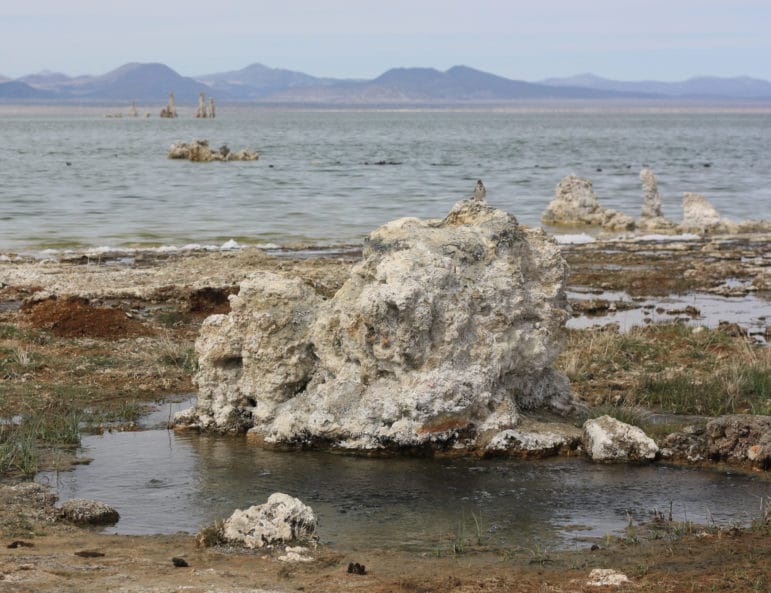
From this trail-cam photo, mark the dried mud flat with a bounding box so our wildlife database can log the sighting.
[1,233,769,592]
[0,525,768,593]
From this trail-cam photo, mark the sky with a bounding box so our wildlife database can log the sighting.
[2,0,770,81]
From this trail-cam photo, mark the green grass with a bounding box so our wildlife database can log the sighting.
[0,324,22,339]
[159,345,198,373]
[0,398,82,476]
[584,403,652,428]
[0,429,39,476]
[196,519,225,548]
[83,400,146,426]
[559,323,770,416]
[638,362,770,416]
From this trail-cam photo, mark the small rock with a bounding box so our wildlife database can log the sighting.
[582,415,658,462]
[278,546,313,563]
[347,562,366,575]
[587,568,630,587]
[74,550,105,558]
[717,321,748,338]
[222,493,317,549]
[484,422,581,458]
[59,499,120,525]
[172,557,189,567]
[7,541,34,549]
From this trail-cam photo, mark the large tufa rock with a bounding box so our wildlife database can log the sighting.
[178,182,577,452]
[638,169,675,230]
[582,415,658,462]
[222,493,317,549]
[541,175,635,231]
[167,139,259,162]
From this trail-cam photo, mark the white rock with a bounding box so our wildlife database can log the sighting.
[553,233,596,245]
[222,493,317,549]
[681,192,725,230]
[485,420,581,457]
[541,175,636,231]
[582,415,658,462]
[587,568,630,587]
[278,546,313,562]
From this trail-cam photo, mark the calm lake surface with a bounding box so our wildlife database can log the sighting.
[38,424,769,551]
[1,110,770,252]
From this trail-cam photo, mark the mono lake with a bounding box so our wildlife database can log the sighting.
[38,424,770,552]
[2,110,770,253]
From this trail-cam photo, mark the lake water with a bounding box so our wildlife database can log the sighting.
[37,423,769,551]
[1,110,770,253]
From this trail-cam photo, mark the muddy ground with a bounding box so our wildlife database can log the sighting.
[1,523,768,593]
[0,233,769,592]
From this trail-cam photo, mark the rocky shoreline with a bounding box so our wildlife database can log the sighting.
[1,186,770,590]
[1,189,768,470]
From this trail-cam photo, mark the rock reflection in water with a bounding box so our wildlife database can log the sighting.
[37,430,768,551]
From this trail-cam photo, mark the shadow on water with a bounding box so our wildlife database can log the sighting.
[37,425,769,552]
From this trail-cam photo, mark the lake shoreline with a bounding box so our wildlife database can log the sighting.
[1,231,769,591]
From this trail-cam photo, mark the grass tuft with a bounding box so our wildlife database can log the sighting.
[0,398,82,476]
[196,519,225,548]
[558,323,770,416]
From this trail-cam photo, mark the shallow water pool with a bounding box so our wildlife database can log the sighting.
[37,427,769,552]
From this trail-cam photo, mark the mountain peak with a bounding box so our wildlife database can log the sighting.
[4,62,771,104]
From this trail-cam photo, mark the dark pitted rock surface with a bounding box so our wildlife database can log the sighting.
[661,414,771,470]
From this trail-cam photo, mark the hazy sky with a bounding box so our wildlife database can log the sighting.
[2,0,770,80]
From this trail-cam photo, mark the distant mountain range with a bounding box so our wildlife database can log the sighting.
[539,73,771,99]
[1,62,770,105]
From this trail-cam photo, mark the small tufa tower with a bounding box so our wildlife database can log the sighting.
[196,92,207,118]
[160,91,178,118]
[195,92,216,118]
